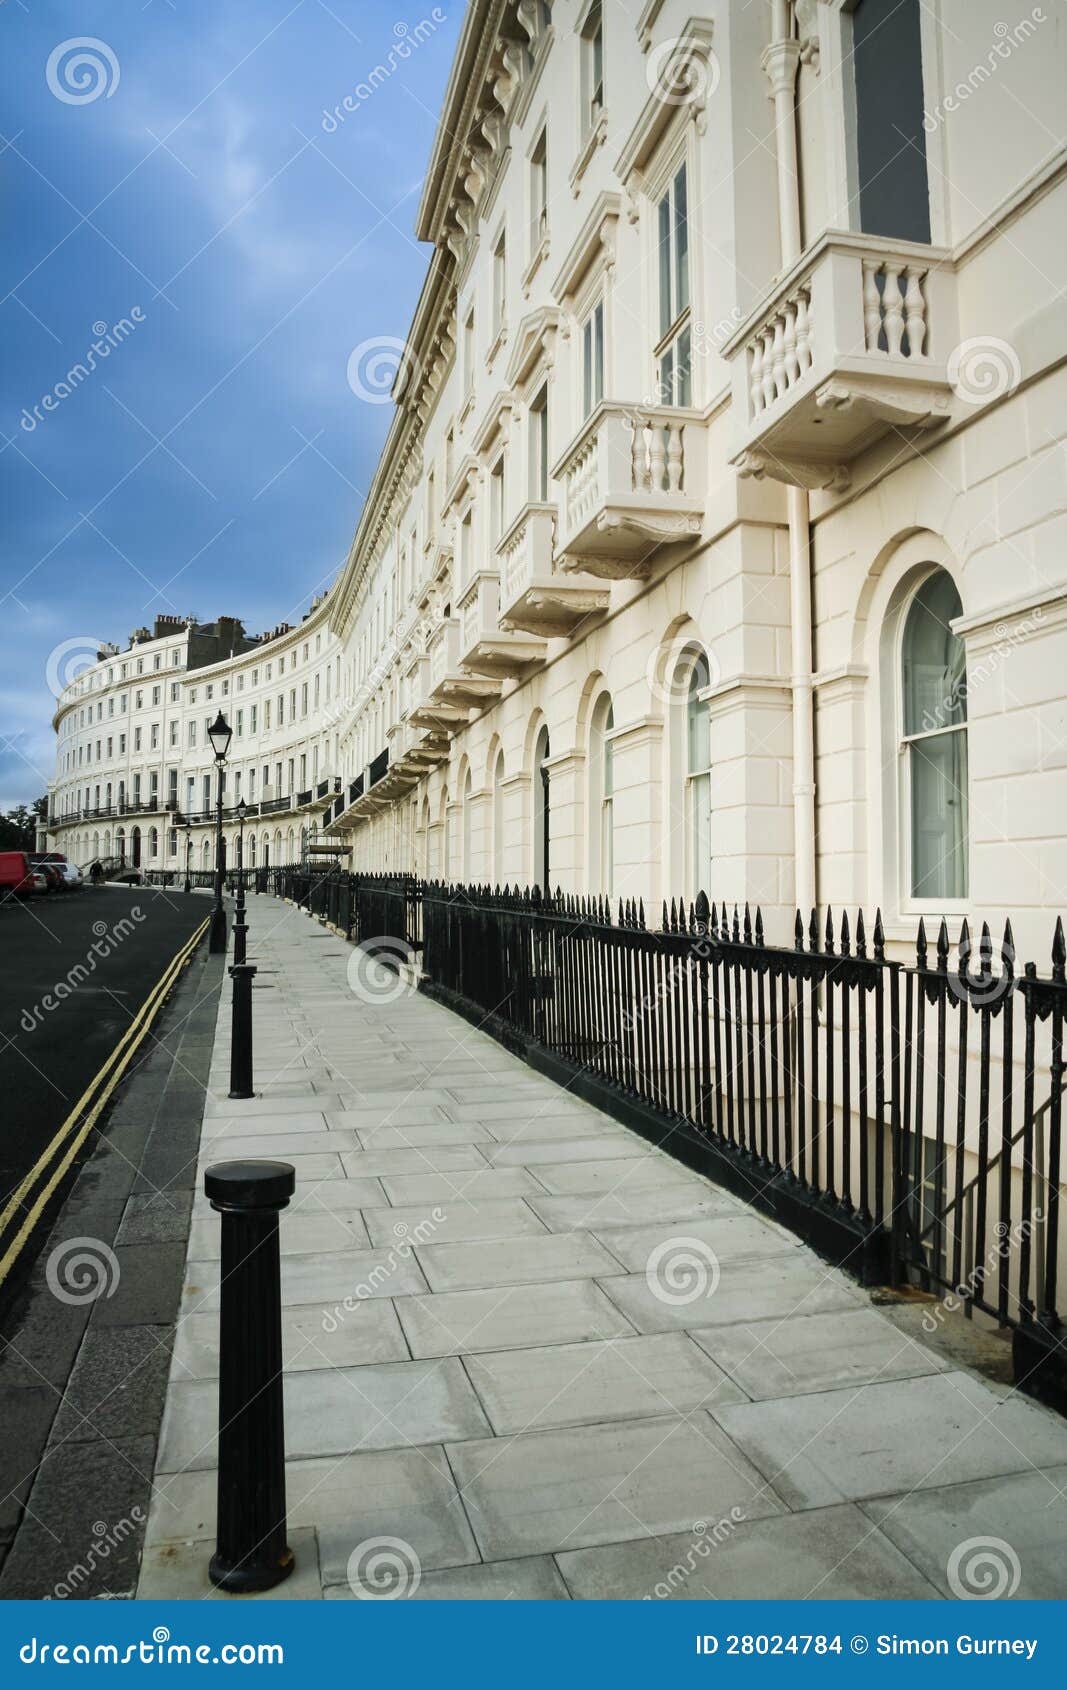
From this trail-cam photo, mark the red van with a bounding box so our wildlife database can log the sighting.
[0,851,37,899]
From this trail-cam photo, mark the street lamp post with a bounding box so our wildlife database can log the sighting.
[183,820,193,895]
[234,799,249,965]
[208,712,233,954]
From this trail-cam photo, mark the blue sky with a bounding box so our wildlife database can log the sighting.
[0,0,464,810]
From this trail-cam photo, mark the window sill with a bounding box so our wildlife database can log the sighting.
[522,234,550,297]
[569,109,608,198]
[484,319,508,371]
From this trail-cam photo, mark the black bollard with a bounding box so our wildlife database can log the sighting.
[205,1160,295,1593]
[233,882,248,966]
[228,962,257,1099]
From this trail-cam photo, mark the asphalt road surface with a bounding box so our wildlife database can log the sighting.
[0,885,209,1284]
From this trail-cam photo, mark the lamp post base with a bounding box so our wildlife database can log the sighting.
[209,901,228,953]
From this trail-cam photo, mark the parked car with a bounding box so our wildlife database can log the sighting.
[54,862,83,889]
[0,851,36,900]
[29,858,64,893]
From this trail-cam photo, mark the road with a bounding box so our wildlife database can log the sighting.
[0,884,209,1298]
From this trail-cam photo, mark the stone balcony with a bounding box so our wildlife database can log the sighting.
[388,717,451,778]
[455,570,546,678]
[427,617,501,712]
[724,232,958,489]
[497,503,609,637]
[405,646,469,734]
[554,402,706,579]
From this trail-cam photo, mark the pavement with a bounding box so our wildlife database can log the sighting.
[131,893,1067,1602]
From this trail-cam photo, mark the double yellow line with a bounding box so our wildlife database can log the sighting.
[0,916,209,1291]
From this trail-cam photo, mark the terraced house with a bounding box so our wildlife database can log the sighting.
[46,2,1066,1360]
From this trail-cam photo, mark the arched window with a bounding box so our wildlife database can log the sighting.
[533,725,551,890]
[149,827,158,859]
[589,693,614,894]
[462,768,473,881]
[249,833,256,866]
[901,570,968,899]
[492,750,506,885]
[684,654,711,896]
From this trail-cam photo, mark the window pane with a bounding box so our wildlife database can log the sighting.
[689,770,711,894]
[902,571,966,736]
[658,193,671,339]
[910,731,968,899]
[677,324,692,406]
[674,164,689,317]
[593,302,604,405]
[583,318,592,415]
[853,0,930,243]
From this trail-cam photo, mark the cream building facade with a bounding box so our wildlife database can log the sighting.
[49,0,1066,961]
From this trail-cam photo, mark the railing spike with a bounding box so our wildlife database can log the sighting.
[638,898,646,929]
[856,908,867,957]
[754,906,764,945]
[743,903,752,944]
[979,920,994,978]
[732,905,741,943]
[915,915,927,967]
[824,906,835,954]
[695,889,710,922]
[710,901,720,938]
[809,907,819,951]
[936,917,949,970]
[1053,915,1066,981]
[1002,917,1015,977]
[840,909,850,954]
[958,917,971,978]
[873,908,885,961]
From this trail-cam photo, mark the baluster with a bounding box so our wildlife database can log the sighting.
[795,288,813,373]
[770,315,787,399]
[760,328,777,411]
[903,265,926,357]
[666,421,683,492]
[631,417,650,493]
[862,259,882,352]
[647,418,667,494]
[749,335,765,415]
[883,264,905,357]
[783,299,799,389]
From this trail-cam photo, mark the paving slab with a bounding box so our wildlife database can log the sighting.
[187,1209,369,1259]
[180,1245,428,1312]
[860,1467,1067,1599]
[485,1135,653,1167]
[466,1331,747,1434]
[690,1308,950,1400]
[713,1370,1067,1507]
[328,1554,571,1600]
[339,1146,490,1178]
[531,1156,705,1194]
[364,1200,546,1247]
[416,1230,626,1292]
[556,1502,939,1600]
[138,1525,323,1599]
[590,1213,800,1272]
[172,1298,408,1380]
[447,1413,784,1561]
[597,1253,865,1334]
[378,1166,547,1204]
[396,1278,638,1358]
[527,1185,742,1232]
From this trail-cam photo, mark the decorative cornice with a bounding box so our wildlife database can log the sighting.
[552,191,622,303]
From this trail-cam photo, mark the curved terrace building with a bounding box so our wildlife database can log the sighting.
[47,0,1066,963]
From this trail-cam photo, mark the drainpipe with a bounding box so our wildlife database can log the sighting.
[764,0,817,919]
